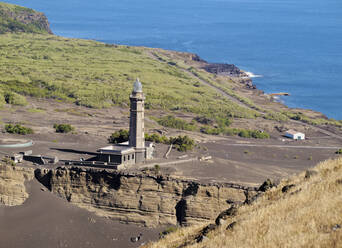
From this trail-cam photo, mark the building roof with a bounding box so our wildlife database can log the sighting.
[133,78,143,93]
[97,145,135,155]
[286,129,305,135]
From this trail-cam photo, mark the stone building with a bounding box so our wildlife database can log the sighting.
[97,79,154,165]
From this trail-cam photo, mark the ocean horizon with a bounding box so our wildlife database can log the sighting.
[4,0,342,119]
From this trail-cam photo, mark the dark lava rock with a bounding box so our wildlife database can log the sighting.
[281,184,295,193]
[258,179,276,192]
[215,206,238,226]
[196,223,217,242]
[244,190,261,205]
[202,63,245,77]
[226,221,237,230]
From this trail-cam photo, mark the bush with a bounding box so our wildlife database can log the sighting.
[200,127,221,135]
[238,130,250,138]
[169,135,195,152]
[108,129,129,144]
[216,117,233,128]
[238,129,270,139]
[251,130,270,139]
[154,164,160,174]
[157,115,197,131]
[145,133,170,144]
[194,116,214,125]
[336,149,342,154]
[5,124,33,135]
[264,112,289,122]
[53,123,75,133]
[4,92,27,106]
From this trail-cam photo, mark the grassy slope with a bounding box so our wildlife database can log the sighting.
[0,33,258,120]
[0,2,50,34]
[1,2,341,132]
[145,158,342,248]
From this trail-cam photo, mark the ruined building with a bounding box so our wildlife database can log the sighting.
[97,79,154,165]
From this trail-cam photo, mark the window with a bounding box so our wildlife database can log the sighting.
[123,156,126,161]
[132,154,134,160]
[128,155,130,160]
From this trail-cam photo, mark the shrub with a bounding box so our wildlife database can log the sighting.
[251,130,270,139]
[216,116,233,128]
[4,92,27,106]
[157,115,197,131]
[53,123,75,133]
[238,129,270,139]
[336,149,342,154]
[108,129,129,144]
[169,135,195,152]
[5,124,33,135]
[194,116,214,125]
[145,133,169,144]
[264,112,289,122]
[238,130,250,138]
[154,164,161,174]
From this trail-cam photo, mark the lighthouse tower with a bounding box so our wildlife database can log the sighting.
[129,78,145,163]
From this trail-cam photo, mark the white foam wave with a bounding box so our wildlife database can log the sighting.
[245,71,263,78]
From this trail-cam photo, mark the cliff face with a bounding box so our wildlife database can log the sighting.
[35,167,257,227]
[0,164,34,206]
[0,2,52,34]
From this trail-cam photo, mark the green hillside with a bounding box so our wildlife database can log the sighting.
[0,33,258,121]
[1,2,341,132]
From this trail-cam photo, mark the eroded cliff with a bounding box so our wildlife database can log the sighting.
[0,2,52,34]
[35,167,257,227]
[0,164,34,206]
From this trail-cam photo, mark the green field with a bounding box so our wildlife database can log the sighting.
[0,33,259,121]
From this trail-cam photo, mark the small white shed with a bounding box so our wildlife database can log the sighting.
[285,130,305,140]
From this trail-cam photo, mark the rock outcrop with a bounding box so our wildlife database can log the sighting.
[0,2,52,34]
[0,164,34,206]
[202,63,247,77]
[35,167,257,227]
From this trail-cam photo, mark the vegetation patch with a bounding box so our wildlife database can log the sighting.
[200,126,270,139]
[108,129,129,144]
[3,92,27,106]
[0,33,262,121]
[336,149,342,154]
[157,115,198,131]
[169,135,195,152]
[283,111,342,127]
[53,123,75,133]
[5,123,33,135]
[145,133,170,144]
[238,129,270,139]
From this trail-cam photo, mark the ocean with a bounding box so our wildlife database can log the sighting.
[4,0,342,119]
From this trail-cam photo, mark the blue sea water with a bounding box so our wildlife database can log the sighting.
[4,0,342,119]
